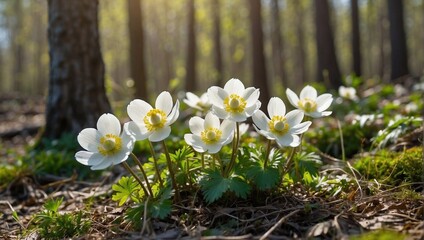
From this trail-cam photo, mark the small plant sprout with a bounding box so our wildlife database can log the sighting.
[184,112,236,154]
[75,113,135,170]
[252,97,312,148]
[207,78,261,122]
[125,91,179,142]
[183,91,212,112]
[338,86,358,101]
[286,85,333,118]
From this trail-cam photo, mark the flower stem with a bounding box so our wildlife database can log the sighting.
[264,139,272,168]
[162,140,181,202]
[148,140,163,187]
[122,161,150,197]
[225,122,240,177]
[201,153,205,169]
[131,153,154,197]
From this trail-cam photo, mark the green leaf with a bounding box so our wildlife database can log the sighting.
[247,165,280,190]
[44,197,63,213]
[200,170,251,203]
[112,176,141,206]
[150,199,172,219]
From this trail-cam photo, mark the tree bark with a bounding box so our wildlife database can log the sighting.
[43,0,111,140]
[12,0,24,92]
[127,0,148,99]
[185,0,197,92]
[212,0,223,86]
[271,0,287,88]
[293,0,306,88]
[350,0,361,76]
[249,0,270,108]
[388,0,409,80]
[314,0,342,89]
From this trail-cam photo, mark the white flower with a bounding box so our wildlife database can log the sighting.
[184,112,235,153]
[183,92,211,111]
[405,102,418,113]
[286,85,333,118]
[75,113,135,170]
[338,86,358,101]
[207,78,261,122]
[252,97,311,147]
[125,91,179,142]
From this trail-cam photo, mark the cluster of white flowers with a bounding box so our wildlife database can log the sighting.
[75,78,334,170]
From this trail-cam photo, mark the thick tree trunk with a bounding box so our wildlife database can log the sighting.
[350,0,361,76]
[212,0,223,86]
[12,0,24,92]
[314,0,342,89]
[388,0,409,80]
[127,0,148,99]
[43,0,111,140]
[293,0,306,88]
[271,0,287,88]
[249,0,270,107]
[185,0,197,92]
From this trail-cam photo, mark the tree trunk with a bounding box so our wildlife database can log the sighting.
[249,0,270,107]
[43,0,111,140]
[127,0,148,99]
[293,0,306,88]
[271,0,287,88]
[12,0,24,93]
[212,0,223,86]
[314,0,342,89]
[185,0,197,92]
[388,0,409,80]
[350,0,361,76]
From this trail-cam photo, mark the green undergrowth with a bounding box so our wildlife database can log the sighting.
[350,229,407,240]
[354,146,424,185]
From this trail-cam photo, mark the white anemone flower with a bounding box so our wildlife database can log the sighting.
[125,91,179,142]
[184,112,236,153]
[252,97,311,147]
[75,113,135,170]
[183,92,211,111]
[338,86,358,101]
[207,78,261,122]
[286,85,333,118]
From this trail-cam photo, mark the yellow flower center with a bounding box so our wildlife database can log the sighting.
[201,127,222,144]
[298,98,317,113]
[144,109,167,131]
[224,94,247,113]
[268,116,289,136]
[98,134,122,156]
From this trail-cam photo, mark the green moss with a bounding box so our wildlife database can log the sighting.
[350,229,407,240]
[354,147,424,185]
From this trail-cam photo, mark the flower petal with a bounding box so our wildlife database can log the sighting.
[189,116,204,135]
[252,110,270,131]
[220,119,236,139]
[97,113,121,136]
[207,143,222,154]
[211,106,229,120]
[204,112,220,129]
[127,99,152,124]
[290,121,311,134]
[276,134,300,147]
[167,100,180,124]
[224,78,245,94]
[112,150,130,165]
[242,88,260,107]
[75,151,95,165]
[286,110,304,127]
[316,94,333,112]
[77,128,101,152]
[184,134,206,153]
[207,87,227,108]
[229,113,247,122]
[268,97,286,118]
[148,126,171,142]
[286,88,300,108]
[124,121,149,140]
[91,159,113,170]
[156,91,173,115]
[300,85,317,100]
[245,102,261,117]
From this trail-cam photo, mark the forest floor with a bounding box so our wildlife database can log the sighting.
[0,94,423,240]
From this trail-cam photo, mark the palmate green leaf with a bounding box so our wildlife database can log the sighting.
[112,176,141,206]
[247,165,280,190]
[200,170,250,204]
[150,199,172,219]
